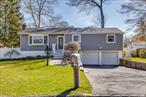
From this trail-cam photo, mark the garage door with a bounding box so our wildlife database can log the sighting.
[101,52,118,65]
[81,52,99,65]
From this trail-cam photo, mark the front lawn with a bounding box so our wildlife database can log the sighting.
[0,59,91,96]
[128,58,146,63]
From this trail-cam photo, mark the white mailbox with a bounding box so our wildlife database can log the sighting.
[71,53,82,67]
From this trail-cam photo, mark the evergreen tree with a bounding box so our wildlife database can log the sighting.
[0,0,23,47]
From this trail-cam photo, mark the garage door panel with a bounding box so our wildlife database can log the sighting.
[102,52,118,65]
[82,52,99,65]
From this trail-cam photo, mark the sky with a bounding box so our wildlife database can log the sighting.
[54,0,131,33]
[24,0,134,35]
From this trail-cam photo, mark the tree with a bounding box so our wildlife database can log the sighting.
[0,0,23,47]
[22,0,57,28]
[49,16,70,28]
[120,0,146,33]
[68,0,108,28]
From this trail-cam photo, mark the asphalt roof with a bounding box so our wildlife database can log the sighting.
[20,27,124,34]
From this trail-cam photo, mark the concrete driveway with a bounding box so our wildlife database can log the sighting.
[84,66,146,96]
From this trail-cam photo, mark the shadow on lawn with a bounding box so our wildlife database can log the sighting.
[24,65,46,71]
[56,87,77,97]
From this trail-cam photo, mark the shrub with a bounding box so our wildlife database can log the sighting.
[122,50,126,58]
[36,55,45,59]
[139,49,146,58]
[131,50,138,57]
[65,42,81,53]
[136,48,145,57]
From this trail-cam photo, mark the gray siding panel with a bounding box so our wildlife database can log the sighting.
[49,35,57,45]
[65,34,72,44]
[20,34,123,51]
[20,34,64,51]
[20,34,46,51]
[81,34,123,50]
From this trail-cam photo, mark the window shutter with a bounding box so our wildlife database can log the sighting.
[44,36,48,44]
[29,36,32,44]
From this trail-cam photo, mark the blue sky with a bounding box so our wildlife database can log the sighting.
[24,0,133,35]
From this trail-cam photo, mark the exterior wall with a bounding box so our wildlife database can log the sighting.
[64,34,72,44]
[21,33,123,51]
[20,34,46,51]
[81,34,123,51]
[20,34,64,51]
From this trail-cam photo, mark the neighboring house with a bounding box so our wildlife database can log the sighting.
[125,41,146,57]
[19,27,124,65]
[125,33,146,57]
[127,42,146,49]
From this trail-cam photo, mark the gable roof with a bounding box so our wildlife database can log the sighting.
[19,27,124,34]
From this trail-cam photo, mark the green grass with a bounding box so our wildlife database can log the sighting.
[0,59,92,96]
[128,57,146,63]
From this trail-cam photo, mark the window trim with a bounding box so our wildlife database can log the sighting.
[72,34,81,43]
[28,35,48,46]
[106,34,116,43]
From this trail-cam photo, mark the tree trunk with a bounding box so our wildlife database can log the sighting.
[100,0,105,28]
[100,6,105,28]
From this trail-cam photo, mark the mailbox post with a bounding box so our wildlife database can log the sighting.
[70,53,82,88]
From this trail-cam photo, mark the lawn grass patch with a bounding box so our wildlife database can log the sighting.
[0,59,92,96]
[128,58,146,63]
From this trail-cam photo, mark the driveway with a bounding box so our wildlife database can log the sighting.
[84,66,146,96]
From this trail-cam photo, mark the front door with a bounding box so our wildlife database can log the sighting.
[57,36,64,50]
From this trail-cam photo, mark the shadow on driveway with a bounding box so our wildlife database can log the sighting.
[83,65,119,69]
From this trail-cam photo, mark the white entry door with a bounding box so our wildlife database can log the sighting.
[57,36,64,50]
[81,52,99,65]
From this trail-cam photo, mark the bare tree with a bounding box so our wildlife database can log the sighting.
[22,0,57,28]
[68,0,109,28]
[120,0,146,33]
[49,16,70,27]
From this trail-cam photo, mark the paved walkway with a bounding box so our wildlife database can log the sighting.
[84,66,146,96]
[49,60,62,65]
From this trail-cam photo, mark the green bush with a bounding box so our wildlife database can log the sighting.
[138,49,146,58]
[131,50,138,57]
[122,50,126,58]
[136,48,145,57]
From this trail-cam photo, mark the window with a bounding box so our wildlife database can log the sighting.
[72,35,81,42]
[29,35,48,45]
[106,34,116,43]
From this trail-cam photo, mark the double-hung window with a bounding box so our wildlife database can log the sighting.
[106,34,116,43]
[72,35,81,43]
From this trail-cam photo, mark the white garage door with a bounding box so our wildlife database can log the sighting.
[101,52,118,65]
[81,52,99,65]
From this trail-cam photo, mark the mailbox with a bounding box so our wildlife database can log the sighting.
[70,53,82,67]
[70,53,81,88]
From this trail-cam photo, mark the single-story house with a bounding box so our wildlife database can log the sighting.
[19,27,124,65]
